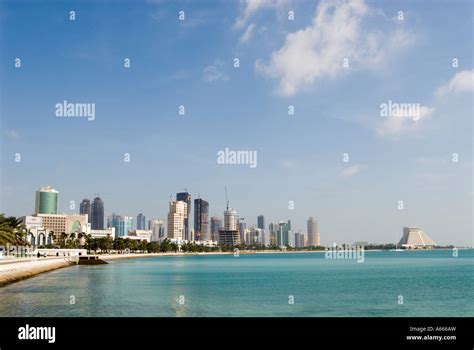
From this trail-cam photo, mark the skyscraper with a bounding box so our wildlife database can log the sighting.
[269,222,278,246]
[277,220,291,247]
[110,214,133,237]
[35,186,58,214]
[218,207,240,246]
[210,216,222,242]
[80,199,91,223]
[91,196,104,230]
[224,208,238,230]
[137,213,146,230]
[295,232,305,248]
[257,215,265,230]
[239,222,247,245]
[307,217,319,246]
[194,198,209,241]
[176,192,191,240]
[167,201,187,241]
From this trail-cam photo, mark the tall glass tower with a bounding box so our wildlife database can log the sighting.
[80,199,91,223]
[91,196,104,229]
[257,215,265,230]
[194,198,209,241]
[137,213,146,230]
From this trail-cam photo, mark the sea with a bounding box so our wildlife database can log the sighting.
[0,249,472,317]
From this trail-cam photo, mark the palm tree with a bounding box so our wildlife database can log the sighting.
[60,232,68,248]
[0,215,28,257]
[0,219,15,245]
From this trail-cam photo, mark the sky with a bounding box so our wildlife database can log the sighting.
[0,0,472,246]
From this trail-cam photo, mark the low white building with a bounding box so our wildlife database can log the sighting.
[89,227,116,239]
[127,230,152,242]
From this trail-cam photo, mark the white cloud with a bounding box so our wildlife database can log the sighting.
[235,0,288,28]
[240,23,255,43]
[340,164,366,178]
[5,129,20,139]
[203,60,229,83]
[435,69,474,97]
[376,105,435,137]
[256,0,414,96]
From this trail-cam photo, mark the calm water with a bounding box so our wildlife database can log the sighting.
[0,250,473,317]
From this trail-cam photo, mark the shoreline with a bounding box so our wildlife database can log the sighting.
[0,257,76,288]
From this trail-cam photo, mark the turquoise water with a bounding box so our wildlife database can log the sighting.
[0,250,473,317]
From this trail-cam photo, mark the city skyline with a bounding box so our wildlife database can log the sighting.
[1,0,472,246]
[18,184,462,250]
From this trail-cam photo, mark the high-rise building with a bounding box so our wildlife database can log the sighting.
[224,208,238,231]
[295,232,305,248]
[210,216,222,242]
[257,215,265,230]
[176,192,191,240]
[261,228,271,247]
[91,196,104,230]
[249,228,265,245]
[194,198,209,241]
[219,207,240,246]
[307,217,319,246]
[277,220,291,247]
[269,222,278,246]
[239,222,247,245]
[167,201,187,241]
[109,214,133,237]
[35,186,58,214]
[79,199,91,223]
[137,213,146,230]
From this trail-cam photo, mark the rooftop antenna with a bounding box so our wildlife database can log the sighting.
[225,186,229,210]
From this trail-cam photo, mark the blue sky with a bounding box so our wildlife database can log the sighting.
[1,0,472,246]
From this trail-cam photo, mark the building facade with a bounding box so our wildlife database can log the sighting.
[91,196,104,230]
[80,199,91,224]
[210,216,222,242]
[35,186,58,214]
[257,215,265,230]
[398,227,436,249]
[89,227,116,239]
[176,192,191,240]
[137,213,146,230]
[194,199,209,241]
[149,219,165,242]
[295,232,305,248]
[167,201,187,241]
[109,214,133,237]
[307,217,320,246]
[277,220,292,247]
[219,207,240,246]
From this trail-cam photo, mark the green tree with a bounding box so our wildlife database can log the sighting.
[160,239,172,253]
